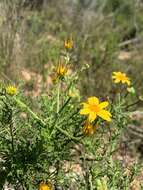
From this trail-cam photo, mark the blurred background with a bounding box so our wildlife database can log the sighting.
[0,0,143,98]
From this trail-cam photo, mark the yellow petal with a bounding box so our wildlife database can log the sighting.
[114,79,120,83]
[97,110,112,121]
[80,108,90,115]
[81,103,89,108]
[88,97,99,105]
[112,72,118,75]
[99,101,109,109]
[88,112,97,122]
[126,80,131,86]
[112,75,116,79]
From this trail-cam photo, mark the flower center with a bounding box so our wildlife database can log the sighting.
[90,104,100,113]
[118,74,127,81]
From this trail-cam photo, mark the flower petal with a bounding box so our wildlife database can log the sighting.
[97,110,112,121]
[81,103,89,108]
[114,79,120,83]
[88,97,99,105]
[88,112,97,122]
[99,101,109,109]
[112,75,116,79]
[126,80,131,86]
[112,72,118,75]
[80,108,90,115]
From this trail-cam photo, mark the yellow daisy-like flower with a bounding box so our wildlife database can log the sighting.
[83,120,95,135]
[112,71,131,86]
[39,182,53,190]
[64,37,73,50]
[6,86,17,95]
[80,97,112,122]
[52,62,68,83]
[56,63,67,78]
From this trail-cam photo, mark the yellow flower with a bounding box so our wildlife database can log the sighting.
[80,97,112,122]
[112,71,131,86]
[52,62,68,83]
[64,37,73,50]
[6,86,17,95]
[39,182,53,190]
[56,63,67,77]
[83,120,95,135]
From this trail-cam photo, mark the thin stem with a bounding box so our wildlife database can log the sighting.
[9,122,14,153]
[58,97,71,114]
[89,170,93,190]
[125,99,140,110]
[55,125,80,142]
[14,97,79,141]
[57,82,60,113]
[14,97,46,126]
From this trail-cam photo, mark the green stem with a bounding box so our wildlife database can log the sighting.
[14,97,46,126]
[55,125,79,141]
[14,97,79,141]
[124,99,140,110]
[89,171,93,190]
[58,97,71,114]
[9,122,15,154]
[57,82,60,113]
